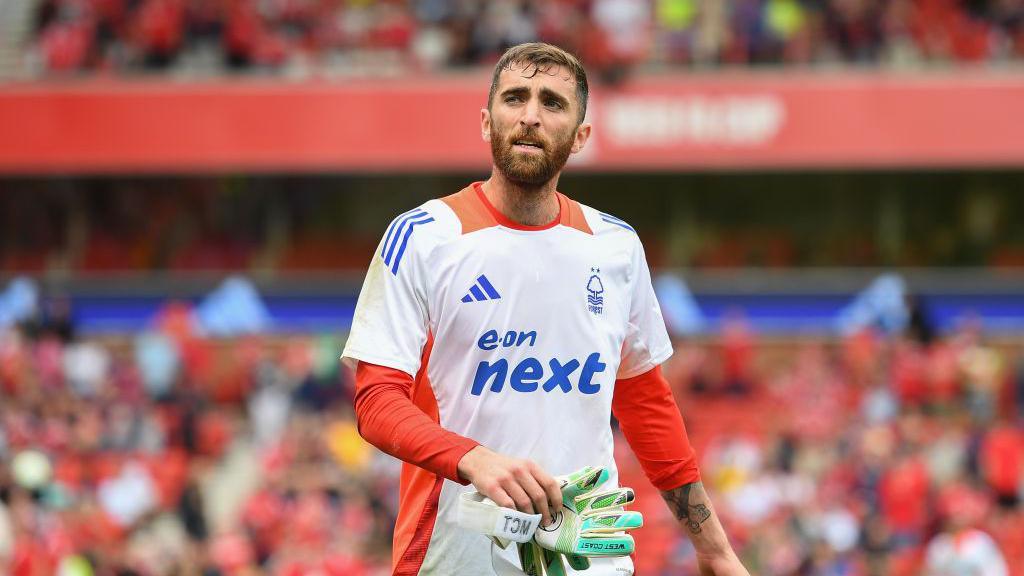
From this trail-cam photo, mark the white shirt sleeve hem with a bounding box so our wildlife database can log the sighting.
[341,348,420,379]
[616,346,673,380]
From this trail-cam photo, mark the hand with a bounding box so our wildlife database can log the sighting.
[457,445,562,526]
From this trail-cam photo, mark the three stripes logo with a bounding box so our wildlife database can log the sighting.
[381,207,435,275]
[461,275,501,303]
[599,211,635,233]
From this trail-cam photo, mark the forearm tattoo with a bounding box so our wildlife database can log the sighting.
[661,482,712,534]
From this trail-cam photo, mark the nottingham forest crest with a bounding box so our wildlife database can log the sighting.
[587,268,604,315]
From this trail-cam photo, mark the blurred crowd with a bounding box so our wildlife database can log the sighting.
[1,295,1023,575]
[25,0,1024,78]
[633,316,1024,575]
[0,303,396,575]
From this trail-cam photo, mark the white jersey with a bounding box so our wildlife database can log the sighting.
[342,183,672,576]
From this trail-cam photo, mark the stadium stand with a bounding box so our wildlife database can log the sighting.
[7,0,1024,79]
[1,312,1022,574]
[2,177,1024,274]
[2,2,1024,575]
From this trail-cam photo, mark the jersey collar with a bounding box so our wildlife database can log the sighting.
[473,182,563,232]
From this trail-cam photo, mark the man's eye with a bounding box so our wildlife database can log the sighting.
[505,95,522,103]
[546,100,564,109]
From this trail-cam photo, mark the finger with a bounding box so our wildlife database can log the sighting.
[563,466,606,500]
[485,485,516,510]
[515,469,552,524]
[575,533,635,557]
[531,463,563,513]
[580,487,634,513]
[580,510,644,533]
[504,479,535,514]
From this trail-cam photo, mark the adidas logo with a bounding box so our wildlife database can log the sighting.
[461,275,501,303]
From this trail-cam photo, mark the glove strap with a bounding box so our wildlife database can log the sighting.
[457,491,542,546]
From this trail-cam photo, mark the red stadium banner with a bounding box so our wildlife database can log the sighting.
[1,71,1023,173]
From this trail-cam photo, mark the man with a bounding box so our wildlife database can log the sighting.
[343,43,748,575]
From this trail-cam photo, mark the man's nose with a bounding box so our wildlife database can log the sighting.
[520,98,542,128]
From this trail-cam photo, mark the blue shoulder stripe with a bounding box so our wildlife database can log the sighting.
[389,214,435,275]
[599,212,635,233]
[381,207,423,258]
[383,209,428,266]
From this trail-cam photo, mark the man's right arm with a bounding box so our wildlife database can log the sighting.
[353,361,480,482]
[353,361,562,525]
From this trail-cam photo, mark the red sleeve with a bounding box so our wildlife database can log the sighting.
[612,365,700,491]
[353,361,480,484]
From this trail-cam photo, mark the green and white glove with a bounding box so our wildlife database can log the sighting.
[521,466,642,575]
[518,540,587,576]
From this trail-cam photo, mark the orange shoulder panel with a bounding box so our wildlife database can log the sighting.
[440,185,497,234]
[558,193,593,235]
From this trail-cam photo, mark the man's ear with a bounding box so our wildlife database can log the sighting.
[571,122,592,154]
[481,108,492,143]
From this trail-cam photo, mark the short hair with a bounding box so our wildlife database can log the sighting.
[488,43,589,124]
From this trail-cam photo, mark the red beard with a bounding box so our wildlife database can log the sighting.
[491,125,575,187]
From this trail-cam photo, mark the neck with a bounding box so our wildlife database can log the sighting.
[482,169,560,226]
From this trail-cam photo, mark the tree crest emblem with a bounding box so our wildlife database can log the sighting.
[587,267,604,315]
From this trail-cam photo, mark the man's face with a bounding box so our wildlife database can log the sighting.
[483,63,591,187]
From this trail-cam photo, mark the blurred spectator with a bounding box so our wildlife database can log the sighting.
[980,423,1024,509]
[63,340,111,398]
[720,312,754,395]
[133,0,186,68]
[925,483,1009,575]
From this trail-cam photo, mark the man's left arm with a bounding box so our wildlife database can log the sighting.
[612,366,749,576]
[659,481,746,576]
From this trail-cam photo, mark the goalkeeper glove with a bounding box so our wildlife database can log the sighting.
[456,466,641,575]
[518,539,587,576]
[526,466,642,574]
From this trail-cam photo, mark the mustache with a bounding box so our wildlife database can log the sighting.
[508,129,549,148]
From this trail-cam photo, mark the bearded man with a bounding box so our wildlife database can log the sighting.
[343,42,749,576]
